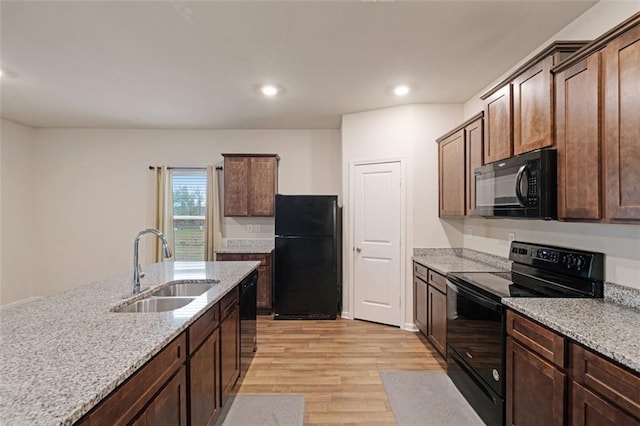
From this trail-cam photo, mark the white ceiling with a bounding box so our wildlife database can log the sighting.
[0,1,597,129]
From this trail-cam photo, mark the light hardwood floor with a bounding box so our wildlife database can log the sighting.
[237,316,446,425]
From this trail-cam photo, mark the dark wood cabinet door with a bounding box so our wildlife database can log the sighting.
[427,286,446,357]
[465,117,483,215]
[243,254,272,311]
[223,157,250,217]
[556,54,603,220]
[513,56,554,155]
[190,329,220,426]
[506,337,566,426]
[438,129,466,217]
[603,23,640,220]
[134,367,188,426]
[413,277,427,336]
[249,156,277,216]
[484,84,513,164]
[220,305,240,404]
[571,382,638,426]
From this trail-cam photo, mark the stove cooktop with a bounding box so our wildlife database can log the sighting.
[448,241,605,302]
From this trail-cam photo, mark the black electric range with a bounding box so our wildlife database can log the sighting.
[445,241,604,426]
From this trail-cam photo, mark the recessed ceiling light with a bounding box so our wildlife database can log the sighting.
[393,85,410,96]
[260,84,280,97]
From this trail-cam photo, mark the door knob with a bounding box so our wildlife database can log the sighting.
[356,247,362,253]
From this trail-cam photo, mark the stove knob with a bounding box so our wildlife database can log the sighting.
[565,255,576,268]
[576,257,585,268]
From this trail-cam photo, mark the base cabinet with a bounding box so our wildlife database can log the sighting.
[189,329,220,426]
[427,286,447,357]
[132,367,187,426]
[217,252,273,313]
[506,337,566,426]
[76,280,249,426]
[506,310,640,426]
[412,261,447,358]
[220,288,241,405]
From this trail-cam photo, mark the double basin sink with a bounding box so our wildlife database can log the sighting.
[114,282,219,313]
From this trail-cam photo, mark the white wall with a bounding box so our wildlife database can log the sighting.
[459,1,640,290]
[25,128,340,298]
[464,0,640,119]
[341,104,463,330]
[0,119,37,305]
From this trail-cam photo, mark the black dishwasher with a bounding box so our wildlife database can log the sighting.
[240,270,258,377]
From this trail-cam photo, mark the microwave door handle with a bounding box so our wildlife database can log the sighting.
[515,165,527,207]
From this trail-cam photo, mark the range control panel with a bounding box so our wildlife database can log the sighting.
[509,241,604,280]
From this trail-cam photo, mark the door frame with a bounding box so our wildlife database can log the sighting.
[344,158,406,328]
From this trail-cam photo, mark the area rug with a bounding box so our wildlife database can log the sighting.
[219,394,305,426]
[380,371,485,426]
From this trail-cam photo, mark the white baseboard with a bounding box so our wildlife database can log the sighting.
[341,310,353,320]
[403,322,419,332]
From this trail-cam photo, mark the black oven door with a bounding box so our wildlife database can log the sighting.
[446,277,505,397]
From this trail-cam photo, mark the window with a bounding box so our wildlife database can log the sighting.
[171,170,207,261]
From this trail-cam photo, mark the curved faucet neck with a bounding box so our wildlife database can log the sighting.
[131,229,172,295]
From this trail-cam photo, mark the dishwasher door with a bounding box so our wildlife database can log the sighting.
[240,270,258,377]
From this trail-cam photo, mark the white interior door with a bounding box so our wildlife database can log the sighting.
[353,161,402,326]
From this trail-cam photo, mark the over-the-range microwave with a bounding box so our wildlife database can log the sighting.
[472,148,557,219]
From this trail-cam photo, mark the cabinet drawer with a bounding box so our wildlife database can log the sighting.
[428,270,447,293]
[507,310,565,368]
[571,343,640,419]
[188,303,220,355]
[79,333,186,425]
[221,287,239,319]
[413,262,428,282]
[243,253,270,266]
[216,253,243,262]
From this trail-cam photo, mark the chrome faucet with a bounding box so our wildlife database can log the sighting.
[131,228,173,295]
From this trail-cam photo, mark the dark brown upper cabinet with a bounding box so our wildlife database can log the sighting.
[555,53,602,221]
[481,41,589,165]
[553,13,640,222]
[603,20,640,220]
[437,113,484,217]
[222,154,279,217]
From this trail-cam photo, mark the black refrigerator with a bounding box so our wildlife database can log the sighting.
[274,194,341,320]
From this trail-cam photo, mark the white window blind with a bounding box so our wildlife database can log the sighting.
[171,170,207,261]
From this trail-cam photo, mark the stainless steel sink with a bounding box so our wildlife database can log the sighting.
[113,297,195,313]
[150,282,217,297]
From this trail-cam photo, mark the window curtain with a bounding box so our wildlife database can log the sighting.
[153,165,174,263]
[205,165,223,261]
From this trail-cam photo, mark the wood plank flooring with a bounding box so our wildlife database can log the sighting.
[237,316,446,425]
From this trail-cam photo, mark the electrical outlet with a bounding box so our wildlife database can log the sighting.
[508,232,516,242]
[246,224,253,233]
[464,227,473,240]
[254,224,261,233]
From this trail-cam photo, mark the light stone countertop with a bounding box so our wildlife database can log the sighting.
[412,254,508,275]
[0,261,259,426]
[503,298,640,374]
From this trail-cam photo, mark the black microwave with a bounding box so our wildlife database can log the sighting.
[472,148,557,219]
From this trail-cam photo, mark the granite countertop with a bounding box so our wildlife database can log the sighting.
[0,260,259,426]
[503,298,640,374]
[216,238,274,254]
[412,248,510,275]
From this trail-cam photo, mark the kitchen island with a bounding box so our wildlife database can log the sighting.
[0,261,259,426]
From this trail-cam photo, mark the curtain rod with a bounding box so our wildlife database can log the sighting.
[148,166,223,171]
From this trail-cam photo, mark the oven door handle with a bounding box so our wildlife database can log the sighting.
[447,280,502,312]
